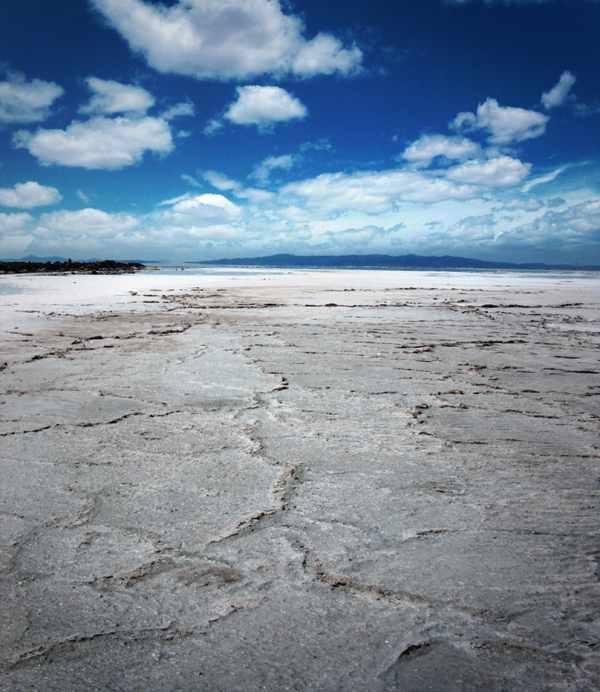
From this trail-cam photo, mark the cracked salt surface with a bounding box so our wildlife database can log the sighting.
[1,269,599,691]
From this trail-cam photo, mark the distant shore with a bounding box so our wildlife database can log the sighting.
[190,252,600,271]
[0,259,145,275]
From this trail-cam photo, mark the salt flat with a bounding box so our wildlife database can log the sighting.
[1,269,599,691]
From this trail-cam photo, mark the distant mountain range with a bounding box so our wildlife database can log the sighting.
[190,253,600,271]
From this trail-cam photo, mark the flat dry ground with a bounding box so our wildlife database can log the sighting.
[1,270,599,691]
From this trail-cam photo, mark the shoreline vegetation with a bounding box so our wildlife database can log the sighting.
[0,259,145,274]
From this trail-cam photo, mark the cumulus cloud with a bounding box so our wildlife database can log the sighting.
[281,169,479,215]
[79,77,155,115]
[278,147,534,217]
[532,199,600,237]
[35,208,140,238]
[13,116,173,169]
[0,211,33,235]
[161,193,242,226]
[446,156,531,188]
[292,33,362,77]
[402,134,481,168]
[203,170,241,193]
[450,98,548,144]
[491,199,600,252]
[414,197,600,259]
[91,0,362,81]
[0,181,62,209]
[251,154,296,184]
[0,233,35,257]
[223,86,308,129]
[0,72,64,124]
[540,71,599,118]
[541,71,577,110]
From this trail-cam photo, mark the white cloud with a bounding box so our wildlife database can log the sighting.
[223,86,307,129]
[251,154,296,184]
[162,101,195,120]
[0,72,64,124]
[542,70,577,110]
[203,119,223,136]
[491,199,600,252]
[292,33,362,78]
[573,102,600,118]
[281,155,535,217]
[281,169,479,215]
[500,198,544,211]
[450,98,548,144]
[447,215,497,241]
[0,211,33,235]
[299,138,333,153]
[35,208,140,238]
[181,173,202,187]
[402,134,481,168]
[161,193,242,226]
[13,116,173,169]
[446,156,531,188]
[203,170,274,203]
[412,197,600,260]
[203,170,242,193]
[79,77,155,115]
[320,223,406,250]
[0,234,35,257]
[521,165,569,192]
[0,181,62,209]
[90,0,362,81]
[0,212,34,257]
[534,199,600,237]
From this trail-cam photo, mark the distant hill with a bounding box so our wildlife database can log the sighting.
[190,253,599,271]
[3,255,163,264]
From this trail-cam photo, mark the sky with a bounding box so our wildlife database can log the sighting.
[1,0,599,264]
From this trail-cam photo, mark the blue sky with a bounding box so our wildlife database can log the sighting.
[1,0,599,263]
